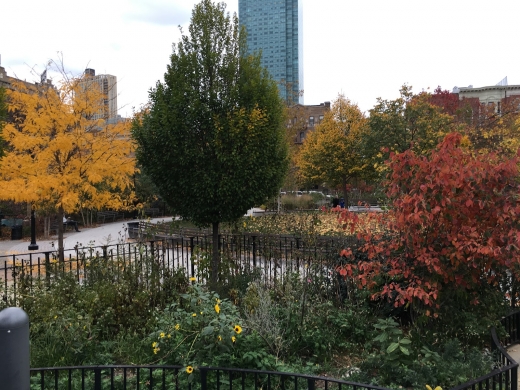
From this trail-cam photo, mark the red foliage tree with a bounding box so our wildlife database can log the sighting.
[337,133,520,313]
[430,86,461,116]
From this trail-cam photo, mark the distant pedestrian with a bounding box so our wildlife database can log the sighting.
[332,198,339,208]
[339,198,345,208]
[63,216,80,232]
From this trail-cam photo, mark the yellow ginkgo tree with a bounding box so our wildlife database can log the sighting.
[0,70,135,260]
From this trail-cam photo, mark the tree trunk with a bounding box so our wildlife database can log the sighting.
[80,207,86,227]
[342,177,349,209]
[43,216,48,239]
[210,221,220,290]
[57,206,65,263]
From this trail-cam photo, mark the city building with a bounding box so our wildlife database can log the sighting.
[455,80,520,115]
[239,0,303,104]
[289,101,330,144]
[79,68,118,122]
[0,62,54,91]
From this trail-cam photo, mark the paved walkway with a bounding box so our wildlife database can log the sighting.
[507,345,520,390]
[0,217,174,257]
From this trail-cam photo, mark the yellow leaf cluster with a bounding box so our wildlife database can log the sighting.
[0,77,135,213]
[296,95,368,188]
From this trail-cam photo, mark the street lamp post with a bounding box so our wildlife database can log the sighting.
[28,209,38,251]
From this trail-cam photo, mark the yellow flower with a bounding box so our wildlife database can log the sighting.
[243,222,246,228]
[426,386,442,390]
[186,366,194,374]
[192,313,197,317]
[233,325,242,334]
[152,342,157,348]
[217,335,222,341]
[216,298,221,304]
[167,334,171,338]
[153,347,160,354]
[214,304,220,314]
[231,336,236,343]
[160,332,165,338]
[175,324,180,331]
[189,277,196,282]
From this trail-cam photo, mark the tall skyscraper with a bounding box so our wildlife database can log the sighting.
[239,0,303,104]
[79,68,118,122]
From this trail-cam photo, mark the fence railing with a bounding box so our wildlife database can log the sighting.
[1,233,358,306]
[450,310,519,390]
[29,364,391,390]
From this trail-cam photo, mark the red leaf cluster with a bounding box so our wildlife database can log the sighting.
[336,133,520,311]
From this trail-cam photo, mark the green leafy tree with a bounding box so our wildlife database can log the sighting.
[296,95,370,205]
[366,85,453,171]
[132,0,288,287]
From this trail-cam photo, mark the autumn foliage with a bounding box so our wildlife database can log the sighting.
[0,71,134,260]
[337,133,520,313]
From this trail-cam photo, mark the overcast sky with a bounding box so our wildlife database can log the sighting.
[2,0,520,117]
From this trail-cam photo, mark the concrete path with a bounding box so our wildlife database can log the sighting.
[507,345,520,390]
[0,217,174,257]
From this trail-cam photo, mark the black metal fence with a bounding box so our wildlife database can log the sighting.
[1,233,358,306]
[4,230,520,389]
[29,364,390,390]
[450,310,519,390]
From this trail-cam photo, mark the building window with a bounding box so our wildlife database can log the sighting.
[309,116,314,127]
[319,115,324,123]
[300,131,305,142]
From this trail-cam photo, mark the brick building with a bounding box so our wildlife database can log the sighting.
[289,101,330,144]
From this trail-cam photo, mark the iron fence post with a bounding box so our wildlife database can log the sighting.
[252,235,257,267]
[200,367,208,390]
[94,367,102,390]
[44,251,51,287]
[189,237,195,277]
[150,240,155,258]
[307,378,316,390]
[0,307,30,390]
[296,237,300,269]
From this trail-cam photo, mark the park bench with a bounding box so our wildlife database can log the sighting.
[97,211,125,224]
[1,218,24,228]
[49,218,81,235]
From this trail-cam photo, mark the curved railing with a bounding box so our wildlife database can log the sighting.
[451,326,518,390]
[30,364,390,390]
[30,311,520,390]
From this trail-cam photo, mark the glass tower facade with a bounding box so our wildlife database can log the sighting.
[239,0,303,104]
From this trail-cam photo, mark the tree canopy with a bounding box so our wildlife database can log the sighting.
[296,95,369,204]
[366,85,453,169]
[131,0,288,286]
[0,72,134,260]
[337,133,520,317]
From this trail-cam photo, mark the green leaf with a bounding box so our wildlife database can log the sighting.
[399,345,410,355]
[387,342,399,353]
[201,326,214,336]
